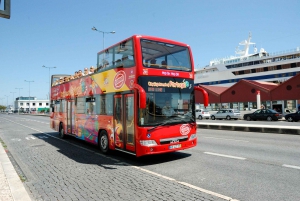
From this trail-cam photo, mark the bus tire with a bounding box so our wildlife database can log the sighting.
[99,130,109,154]
[59,123,66,139]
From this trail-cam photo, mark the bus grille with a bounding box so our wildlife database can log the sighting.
[160,136,188,145]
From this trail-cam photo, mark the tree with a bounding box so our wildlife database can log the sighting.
[0,105,7,111]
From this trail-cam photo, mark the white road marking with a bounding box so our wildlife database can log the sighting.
[204,152,246,160]
[11,138,21,141]
[25,136,36,140]
[38,136,48,139]
[203,136,249,143]
[282,164,300,170]
[132,166,239,201]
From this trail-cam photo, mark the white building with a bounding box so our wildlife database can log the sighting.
[14,97,49,113]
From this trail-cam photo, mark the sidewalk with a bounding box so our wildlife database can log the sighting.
[0,144,31,201]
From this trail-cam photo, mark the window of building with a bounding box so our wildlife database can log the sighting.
[20,103,23,106]
[33,103,36,106]
[46,103,49,106]
[39,103,42,106]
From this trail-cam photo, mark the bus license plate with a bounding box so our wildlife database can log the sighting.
[169,144,181,149]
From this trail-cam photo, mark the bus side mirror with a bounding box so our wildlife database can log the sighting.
[194,86,209,107]
[133,84,146,109]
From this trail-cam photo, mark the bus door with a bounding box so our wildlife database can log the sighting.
[66,99,75,134]
[114,94,135,153]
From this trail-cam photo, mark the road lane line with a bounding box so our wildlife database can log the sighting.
[282,164,300,170]
[204,152,246,160]
[203,136,249,143]
[132,166,239,201]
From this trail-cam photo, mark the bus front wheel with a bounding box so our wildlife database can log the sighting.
[99,130,109,154]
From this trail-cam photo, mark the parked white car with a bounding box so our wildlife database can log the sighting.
[211,109,240,120]
[195,109,210,120]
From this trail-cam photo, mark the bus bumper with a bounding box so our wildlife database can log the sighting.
[136,138,197,157]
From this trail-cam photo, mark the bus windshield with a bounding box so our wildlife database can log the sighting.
[138,76,195,126]
[141,39,192,71]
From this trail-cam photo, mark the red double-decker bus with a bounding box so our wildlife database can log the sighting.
[50,35,208,157]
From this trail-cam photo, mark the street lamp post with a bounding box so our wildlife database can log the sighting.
[15,87,23,98]
[10,92,16,110]
[91,26,116,50]
[42,65,56,102]
[24,80,34,114]
[0,98,4,105]
[4,95,9,110]
[15,87,23,114]
[92,27,116,67]
[0,98,4,112]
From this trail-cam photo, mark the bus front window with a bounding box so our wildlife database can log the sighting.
[138,76,195,126]
[139,91,194,126]
[141,39,192,71]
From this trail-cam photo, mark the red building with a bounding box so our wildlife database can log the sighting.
[195,73,300,112]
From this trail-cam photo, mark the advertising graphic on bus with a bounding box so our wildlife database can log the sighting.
[50,35,209,157]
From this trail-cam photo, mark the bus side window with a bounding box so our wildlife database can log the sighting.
[95,95,101,115]
[85,97,96,115]
[106,94,113,115]
[60,100,65,113]
[100,96,106,115]
[100,94,112,115]
[76,97,85,114]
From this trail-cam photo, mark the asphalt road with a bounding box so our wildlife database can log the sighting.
[1,114,300,201]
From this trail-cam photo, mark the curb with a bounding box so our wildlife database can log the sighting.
[197,122,300,135]
[0,145,32,201]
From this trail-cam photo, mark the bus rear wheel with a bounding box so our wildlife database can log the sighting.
[99,130,109,154]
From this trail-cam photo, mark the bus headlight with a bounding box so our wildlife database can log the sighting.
[140,140,157,147]
[189,134,197,140]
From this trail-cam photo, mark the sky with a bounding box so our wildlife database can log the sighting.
[1,0,300,104]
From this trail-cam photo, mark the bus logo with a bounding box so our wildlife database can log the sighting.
[180,124,191,135]
[170,139,179,144]
[114,71,126,89]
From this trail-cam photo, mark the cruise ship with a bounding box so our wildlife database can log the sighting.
[195,33,300,86]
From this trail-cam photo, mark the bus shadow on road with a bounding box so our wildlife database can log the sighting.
[32,132,191,168]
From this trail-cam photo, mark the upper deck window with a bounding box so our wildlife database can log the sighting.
[97,39,135,71]
[141,39,192,72]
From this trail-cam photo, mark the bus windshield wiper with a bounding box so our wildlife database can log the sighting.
[147,120,173,132]
[147,117,192,132]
